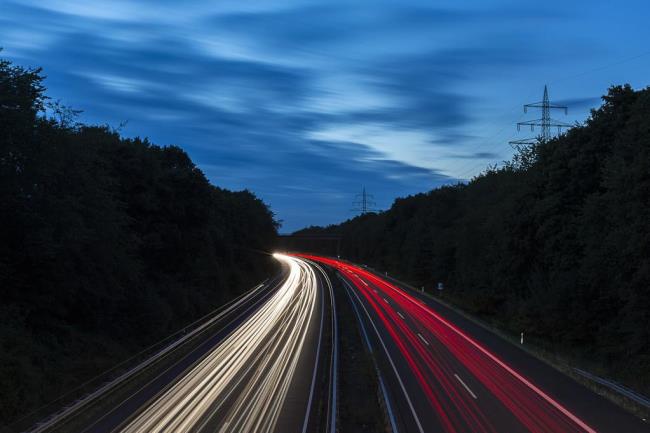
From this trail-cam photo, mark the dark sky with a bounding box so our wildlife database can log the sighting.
[2,0,649,231]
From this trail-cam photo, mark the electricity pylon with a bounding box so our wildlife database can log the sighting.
[351,186,377,215]
[510,85,572,147]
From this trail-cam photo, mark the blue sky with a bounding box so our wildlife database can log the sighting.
[2,0,649,232]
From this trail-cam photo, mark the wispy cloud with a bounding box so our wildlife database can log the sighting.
[2,0,650,230]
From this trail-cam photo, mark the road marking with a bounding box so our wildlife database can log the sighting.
[414,300,597,432]
[361,280,369,286]
[107,257,317,433]
[378,374,400,433]
[454,374,478,399]
[373,289,378,293]
[397,312,405,320]
[375,278,597,432]
[302,262,325,433]
[343,281,400,433]
[311,257,597,433]
[345,282,425,433]
[75,281,279,433]
[383,297,390,304]
[311,262,338,433]
[417,333,429,346]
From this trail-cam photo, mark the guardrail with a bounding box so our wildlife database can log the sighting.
[4,279,272,433]
[573,368,650,409]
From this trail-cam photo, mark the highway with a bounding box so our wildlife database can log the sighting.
[300,254,650,433]
[31,254,336,433]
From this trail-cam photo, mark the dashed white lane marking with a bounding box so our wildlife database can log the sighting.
[454,373,478,399]
[397,312,405,319]
[417,333,430,346]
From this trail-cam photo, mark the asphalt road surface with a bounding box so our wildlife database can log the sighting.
[301,254,649,433]
[33,254,335,433]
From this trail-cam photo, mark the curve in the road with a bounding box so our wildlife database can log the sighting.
[116,253,320,433]
[301,255,605,433]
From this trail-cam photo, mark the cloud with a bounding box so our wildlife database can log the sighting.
[3,0,641,231]
[206,4,479,50]
[554,96,602,110]
[449,151,501,160]
[0,1,531,231]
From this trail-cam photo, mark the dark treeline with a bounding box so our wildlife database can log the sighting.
[0,57,278,423]
[297,84,650,394]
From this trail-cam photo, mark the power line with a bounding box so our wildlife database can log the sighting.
[456,85,574,180]
[453,50,650,181]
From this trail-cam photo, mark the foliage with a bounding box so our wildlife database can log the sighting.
[299,84,650,394]
[0,57,278,423]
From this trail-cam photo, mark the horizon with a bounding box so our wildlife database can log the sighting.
[2,0,650,231]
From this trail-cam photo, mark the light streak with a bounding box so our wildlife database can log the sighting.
[301,255,596,433]
[119,254,319,433]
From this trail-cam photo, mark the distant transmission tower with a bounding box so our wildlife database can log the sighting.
[351,186,377,215]
[510,85,572,147]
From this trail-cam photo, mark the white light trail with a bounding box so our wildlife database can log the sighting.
[119,254,319,433]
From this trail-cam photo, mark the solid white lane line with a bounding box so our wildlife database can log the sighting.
[351,267,597,433]
[40,281,274,433]
[388,285,597,433]
[343,280,425,433]
[89,284,279,433]
[377,374,399,433]
[342,280,399,433]
[318,264,339,433]
[454,374,478,399]
[117,255,318,433]
[417,333,429,346]
[397,312,405,320]
[342,279,373,354]
[306,261,339,433]
[301,263,325,433]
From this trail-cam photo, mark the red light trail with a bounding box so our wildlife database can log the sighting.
[299,254,597,433]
